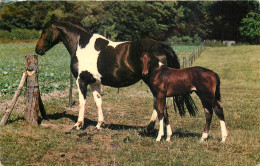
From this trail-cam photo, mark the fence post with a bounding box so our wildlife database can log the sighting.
[183,57,186,68]
[68,71,73,108]
[25,54,46,124]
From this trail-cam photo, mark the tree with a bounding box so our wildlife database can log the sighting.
[239,11,260,44]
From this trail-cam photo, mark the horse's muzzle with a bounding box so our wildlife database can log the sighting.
[35,47,45,55]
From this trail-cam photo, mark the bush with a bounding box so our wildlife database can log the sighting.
[0,30,11,39]
[167,34,202,45]
[0,29,41,40]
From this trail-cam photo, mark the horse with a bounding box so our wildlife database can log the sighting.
[35,14,197,132]
[140,52,228,142]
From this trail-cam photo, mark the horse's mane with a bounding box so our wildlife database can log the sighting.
[57,18,90,33]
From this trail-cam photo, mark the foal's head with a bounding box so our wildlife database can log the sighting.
[35,14,61,55]
[140,53,151,76]
[140,46,166,76]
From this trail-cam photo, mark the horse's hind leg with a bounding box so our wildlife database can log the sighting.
[200,105,213,142]
[90,83,104,130]
[213,101,228,142]
[164,107,172,142]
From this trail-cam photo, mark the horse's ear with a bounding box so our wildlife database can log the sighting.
[50,14,57,23]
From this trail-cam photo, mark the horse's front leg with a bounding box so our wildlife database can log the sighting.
[90,83,104,130]
[73,77,88,130]
[156,92,166,142]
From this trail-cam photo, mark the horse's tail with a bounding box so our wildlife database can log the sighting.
[215,72,221,102]
[163,44,198,117]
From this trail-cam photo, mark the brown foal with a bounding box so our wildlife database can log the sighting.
[141,53,227,142]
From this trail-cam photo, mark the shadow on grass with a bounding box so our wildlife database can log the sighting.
[40,111,145,131]
[172,128,201,138]
[39,112,201,139]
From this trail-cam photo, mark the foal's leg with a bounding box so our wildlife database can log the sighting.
[90,83,104,130]
[200,104,213,142]
[164,107,172,142]
[213,101,228,142]
[73,77,88,130]
[156,92,166,142]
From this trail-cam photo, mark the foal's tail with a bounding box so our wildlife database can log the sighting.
[215,72,221,102]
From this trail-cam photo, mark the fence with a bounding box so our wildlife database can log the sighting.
[179,43,206,68]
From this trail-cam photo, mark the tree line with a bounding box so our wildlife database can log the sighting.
[0,1,259,44]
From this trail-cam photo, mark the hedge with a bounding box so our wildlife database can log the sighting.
[0,29,41,40]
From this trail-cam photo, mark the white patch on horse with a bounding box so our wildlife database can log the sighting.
[156,117,164,142]
[150,109,158,122]
[90,83,104,130]
[76,34,126,82]
[76,34,103,81]
[74,78,86,130]
[220,120,228,142]
[108,41,126,48]
[191,86,196,91]
[200,132,208,142]
[166,124,172,142]
[158,62,164,67]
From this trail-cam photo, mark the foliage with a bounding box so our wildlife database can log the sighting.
[167,34,202,45]
[0,29,40,40]
[239,11,260,44]
[0,1,259,43]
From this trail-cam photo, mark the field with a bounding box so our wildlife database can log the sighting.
[0,44,259,165]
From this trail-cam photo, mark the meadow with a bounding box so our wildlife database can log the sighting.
[0,44,259,165]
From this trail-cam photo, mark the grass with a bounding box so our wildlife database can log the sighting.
[0,44,259,165]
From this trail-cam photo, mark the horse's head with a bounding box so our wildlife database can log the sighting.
[35,15,61,55]
[140,52,151,76]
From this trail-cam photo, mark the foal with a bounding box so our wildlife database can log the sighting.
[141,53,228,142]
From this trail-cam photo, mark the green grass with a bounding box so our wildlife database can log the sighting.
[0,45,259,165]
[0,43,71,98]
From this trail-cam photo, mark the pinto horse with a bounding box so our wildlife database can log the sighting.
[35,15,197,131]
[140,53,228,142]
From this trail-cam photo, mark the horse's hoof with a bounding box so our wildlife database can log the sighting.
[156,136,162,142]
[95,121,105,130]
[166,137,171,142]
[72,121,83,130]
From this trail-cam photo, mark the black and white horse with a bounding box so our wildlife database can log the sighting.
[35,15,197,134]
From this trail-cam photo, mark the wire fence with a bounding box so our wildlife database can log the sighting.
[179,43,206,68]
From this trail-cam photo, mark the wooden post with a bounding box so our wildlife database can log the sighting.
[25,54,46,124]
[68,71,73,108]
[0,72,27,125]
